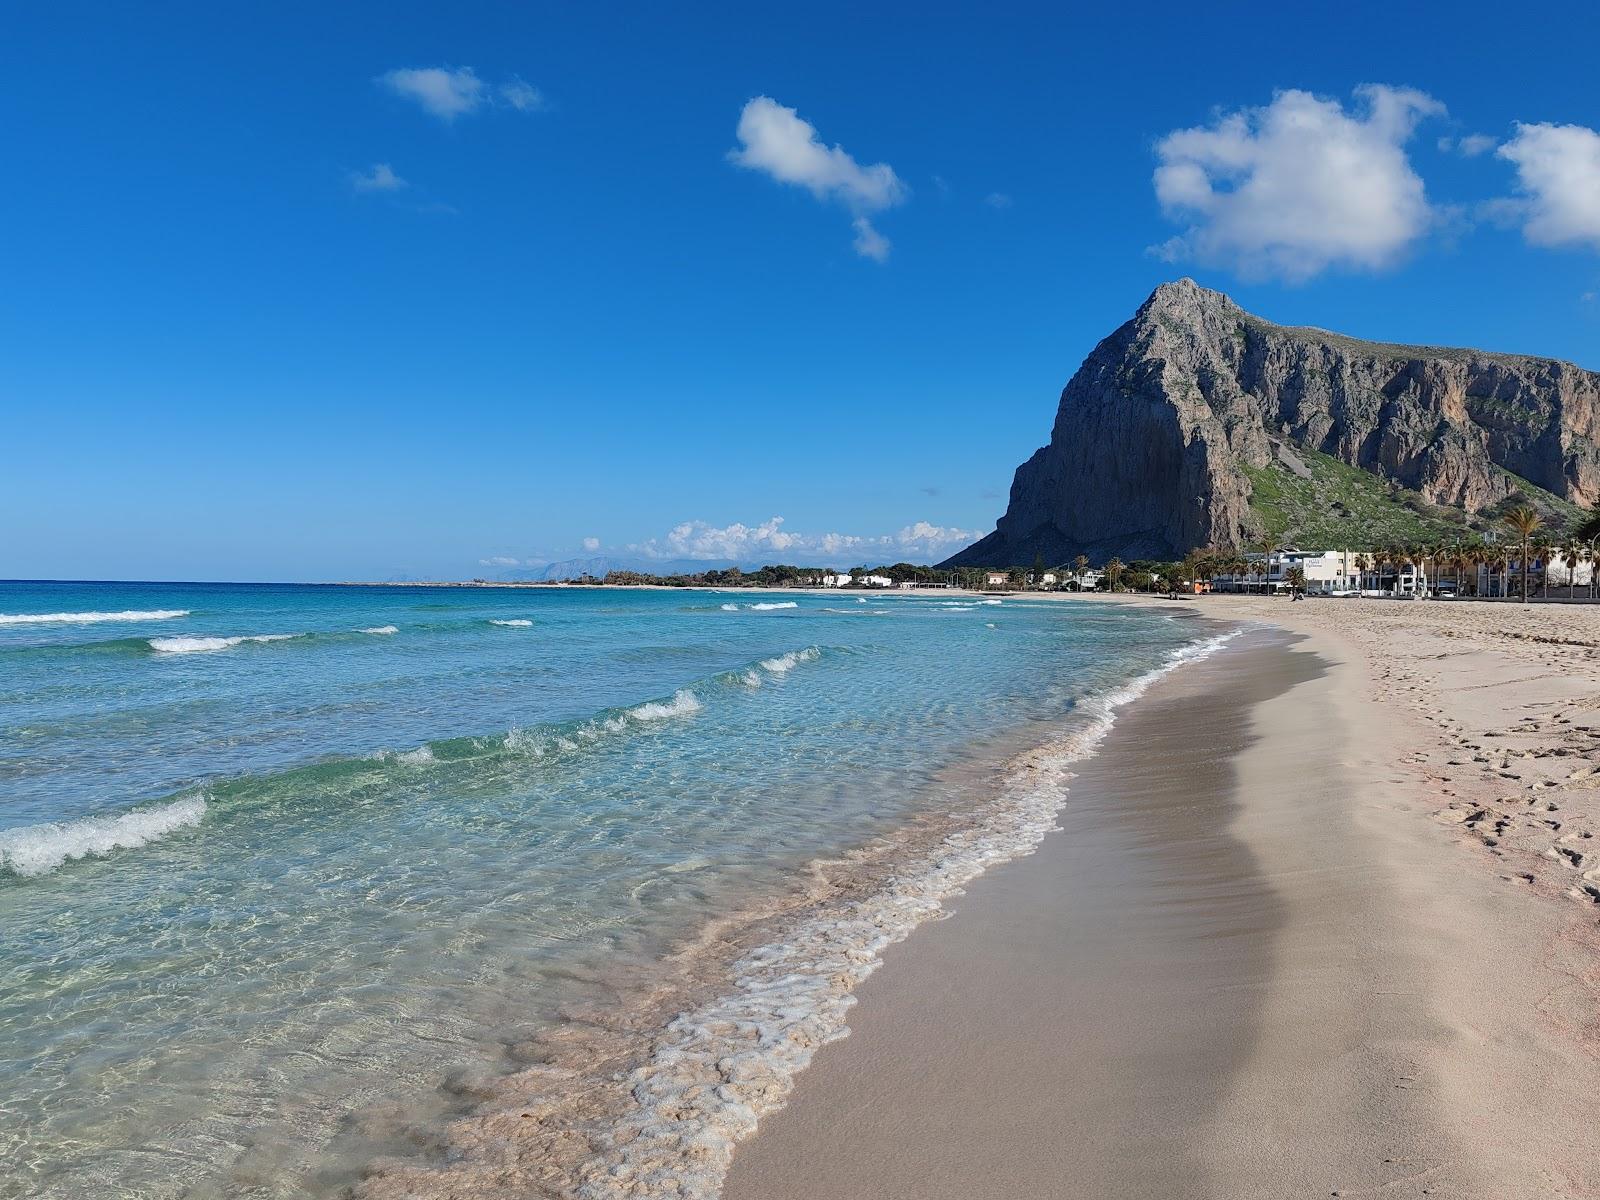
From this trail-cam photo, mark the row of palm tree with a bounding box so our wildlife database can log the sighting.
[1184,506,1599,602]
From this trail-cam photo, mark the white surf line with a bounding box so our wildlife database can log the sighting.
[575,629,1242,1199]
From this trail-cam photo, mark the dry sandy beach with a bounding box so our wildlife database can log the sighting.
[724,596,1600,1199]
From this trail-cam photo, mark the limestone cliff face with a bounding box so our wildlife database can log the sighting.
[943,279,1600,566]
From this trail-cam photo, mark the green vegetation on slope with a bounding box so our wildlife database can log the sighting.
[1242,440,1582,548]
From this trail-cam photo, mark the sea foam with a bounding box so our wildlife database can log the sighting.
[573,629,1241,1199]
[0,795,208,879]
[359,625,399,635]
[758,647,820,674]
[148,634,298,654]
[0,609,190,626]
[627,689,702,722]
[747,601,797,611]
[490,619,534,627]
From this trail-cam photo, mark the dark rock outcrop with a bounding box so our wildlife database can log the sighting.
[943,279,1600,566]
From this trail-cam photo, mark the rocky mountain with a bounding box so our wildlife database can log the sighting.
[943,279,1599,567]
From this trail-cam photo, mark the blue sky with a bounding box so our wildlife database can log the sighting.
[5,0,1600,581]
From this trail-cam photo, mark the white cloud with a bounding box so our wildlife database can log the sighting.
[1439,133,1496,157]
[1153,84,1444,281]
[1497,123,1600,252]
[984,192,1013,209]
[730,96,907,261]
[499,76,545,112]
[378,66,544,121]
[582,537,601,552]
[350,162,407,192]
[479,555,521,567]
[629,516,978,563]
[379,66,486,120]
[851,217,891,262]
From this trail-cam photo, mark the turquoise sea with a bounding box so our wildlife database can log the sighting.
[0,580,1224,1199]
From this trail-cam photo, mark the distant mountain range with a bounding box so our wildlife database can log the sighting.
[943,279,1594,567]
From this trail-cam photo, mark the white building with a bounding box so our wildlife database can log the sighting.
[1542,557,1596,593]
[983,571,1010,589]
[821,573,851,588]
[1474,555,1596,597]
[861,574,894,588]
[1214,549,1366,595]
[1067,569,1103,592]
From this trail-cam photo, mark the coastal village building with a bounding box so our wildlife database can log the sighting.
[1212,550,1372,595]
[983,571,1009,589]
[861,574,894,588]
[1067,569,1103,591]
[1210,549,1446,596]
[1473,556,1596,597]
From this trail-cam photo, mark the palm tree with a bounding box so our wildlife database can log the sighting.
[1438,543,1459,596]
[1561,541,1582,600]
[1532,533,1555,598]
[1396,544,1419,596]
[1372,547,1394,594]
[1502,506,1543,604]
[1105,557,1125,592]
[1488,545,1510,598]
[1072,554,1090,591]
[1218,552,1241,593]
[1467,542,1489,597]
[1255,535,1280,594]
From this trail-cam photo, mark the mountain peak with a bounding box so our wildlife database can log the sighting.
[1139,277,1238,316]
[941,292,1598,568]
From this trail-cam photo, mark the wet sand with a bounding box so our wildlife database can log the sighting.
[723,626,1600,1198]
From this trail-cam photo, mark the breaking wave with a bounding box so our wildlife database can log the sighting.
[0,795,208,879]
[627,690,703,722]
[148,634,300,654]
[0,608,190,626]
[758,647,820,674]
[0,647,825,884]
[490,619,534,628]
[748,601,797,611]
[359,625,399,635]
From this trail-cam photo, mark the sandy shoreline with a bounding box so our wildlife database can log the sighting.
[723,598,1600,1198]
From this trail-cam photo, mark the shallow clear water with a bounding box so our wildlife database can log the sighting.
[0,581,1199,1198]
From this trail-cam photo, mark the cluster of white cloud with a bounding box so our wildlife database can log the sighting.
[730,97,907,262]
[356,65,544,205]
[630,516,978,563]
[377,66,544,122]
[1153,85,1443,282]
[1154,85,1600,281]
[1497,123,1600,252]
